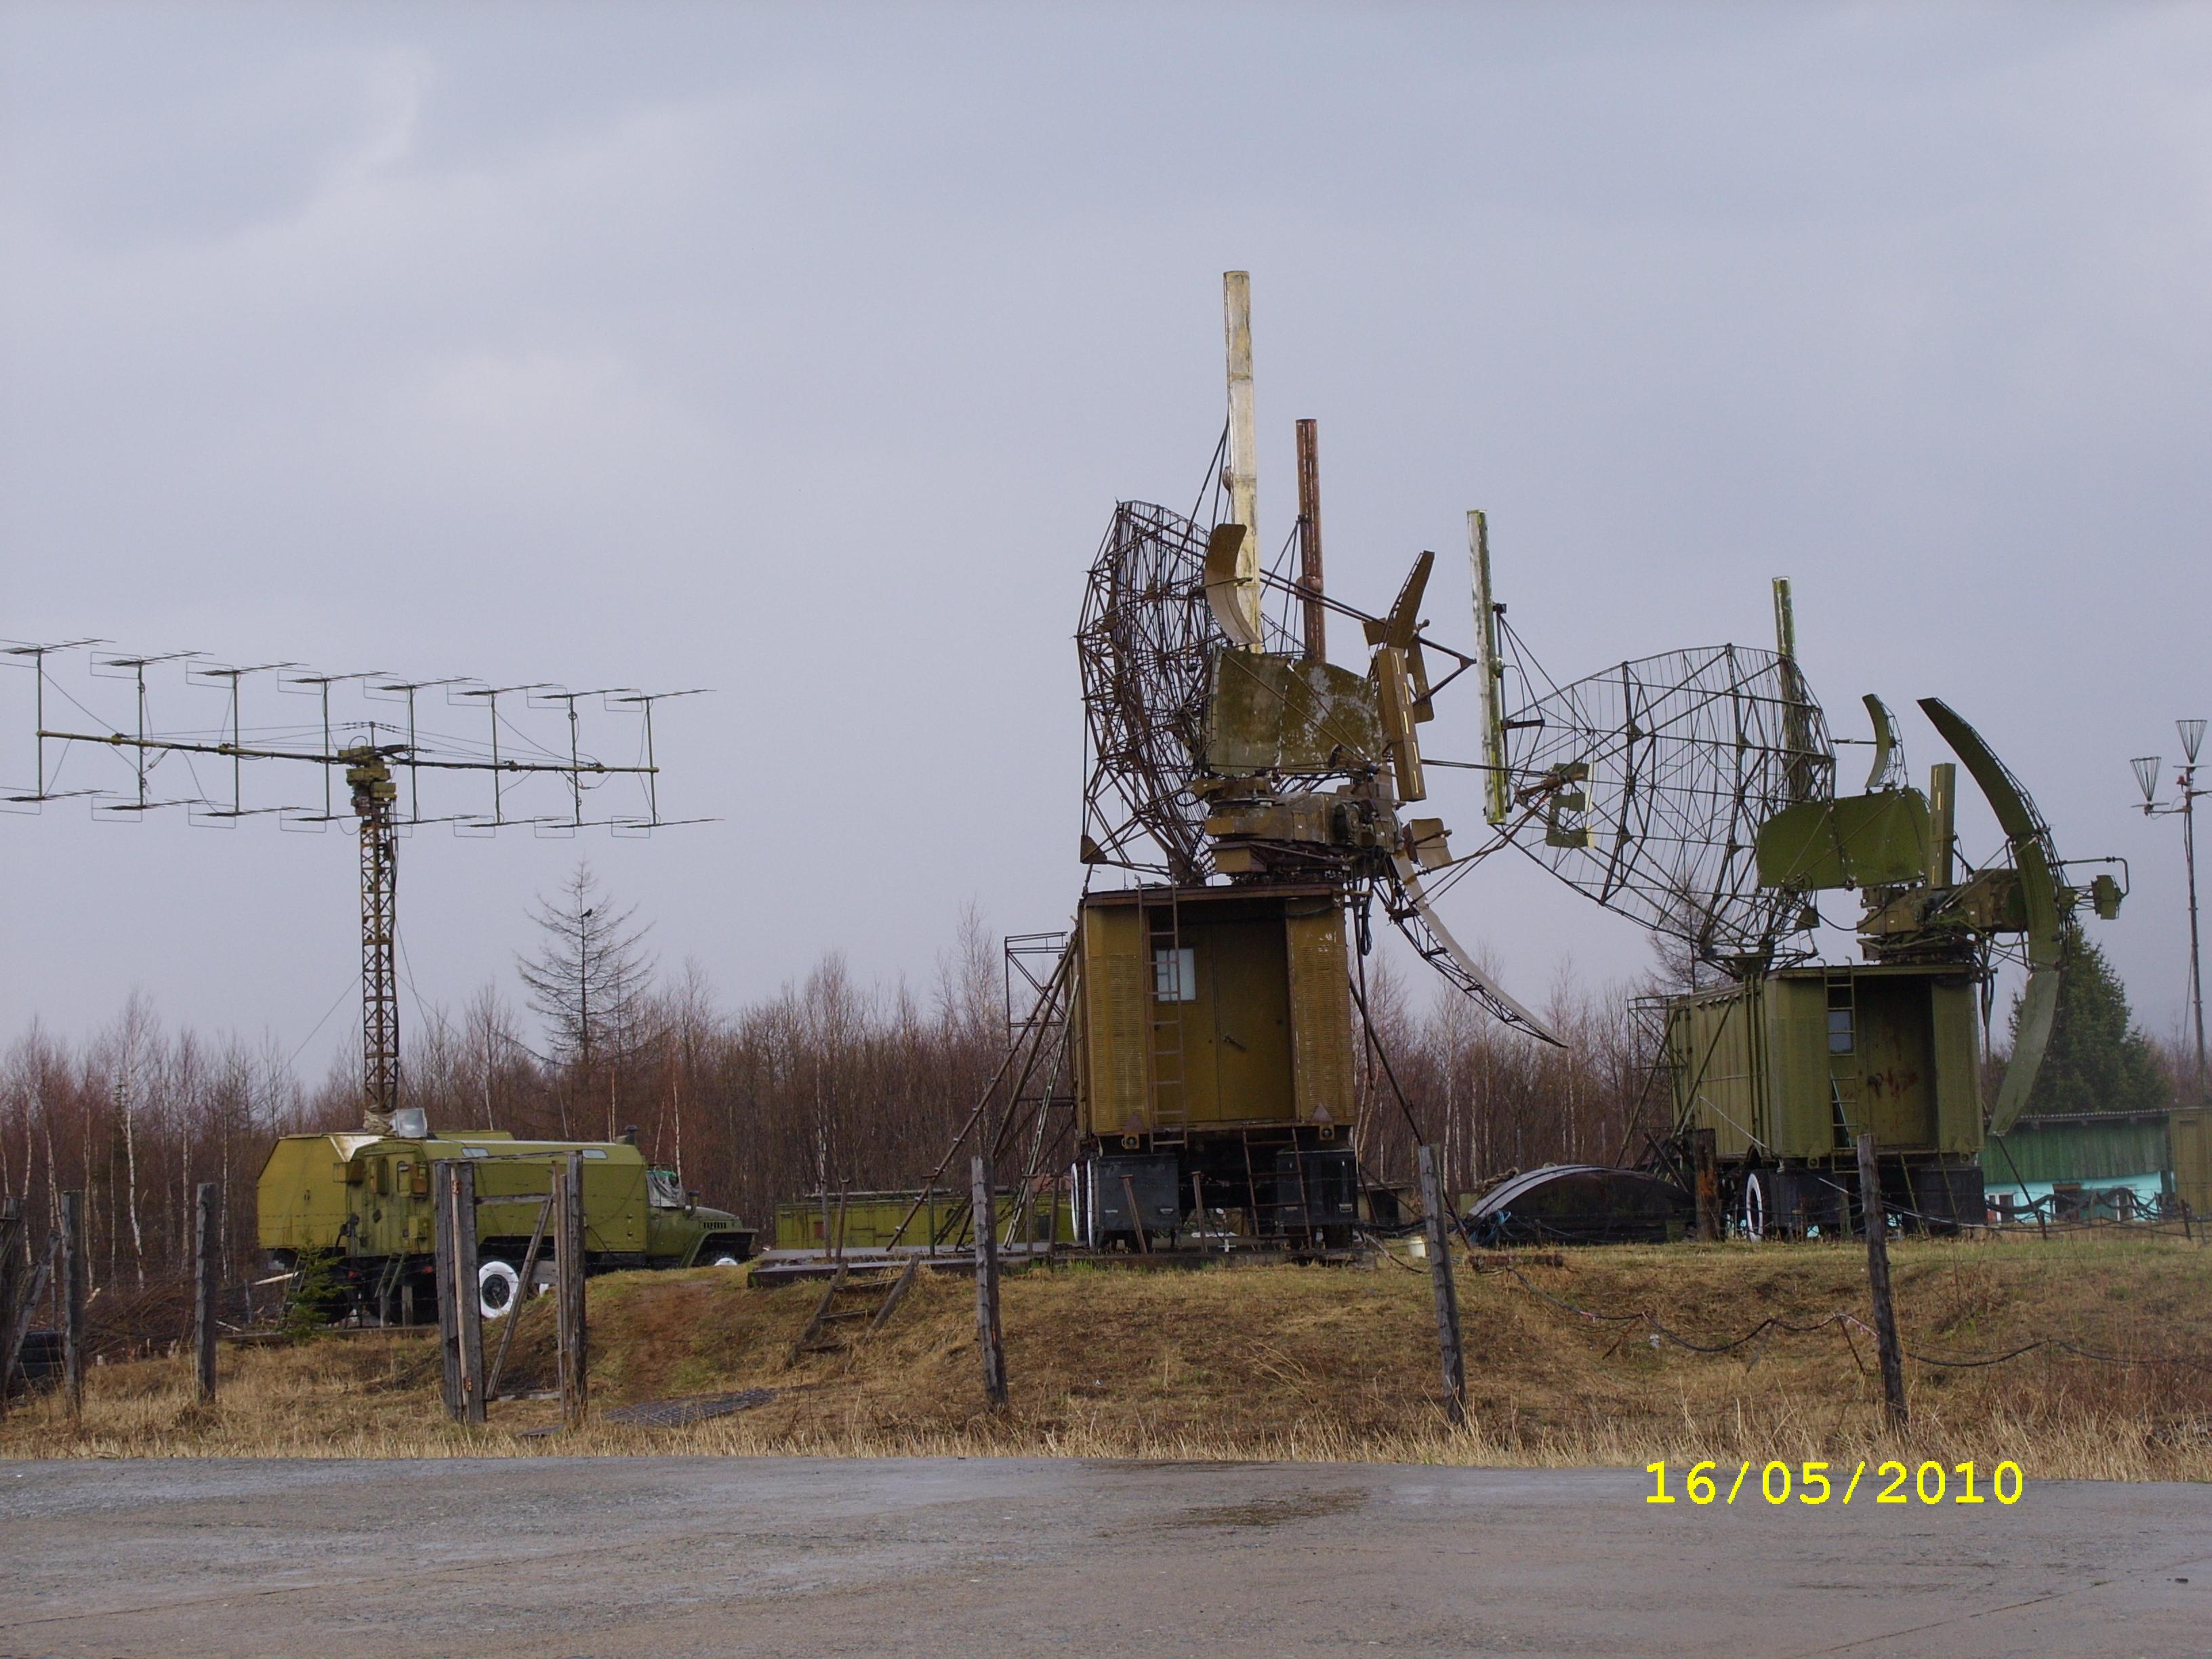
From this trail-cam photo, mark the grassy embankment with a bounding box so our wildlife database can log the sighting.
[4,1229,2207,1477]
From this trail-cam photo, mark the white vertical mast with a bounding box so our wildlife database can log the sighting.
[1223,271,1259,602]
[1468,510,1510,826]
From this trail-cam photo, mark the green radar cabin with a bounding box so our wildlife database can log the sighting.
[1666,694,2123,1237]
[1664,963,1986,1234]
[1054,274,1569,1252]
[1071,882,1361,1249]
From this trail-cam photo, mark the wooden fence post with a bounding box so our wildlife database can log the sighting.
[60,1189,84,1425]
[972,1154,1007,1409]
[433,1162,461,1418]
[451,1158,485,1426]
[1856,1133,1908,1431]
[558,1151,588,1431]
[1417,1145,1467,1427]
[192,1183,218,1405]
[1693,1128,1720,1242]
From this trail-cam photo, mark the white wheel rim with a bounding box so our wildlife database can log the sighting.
[1743,1176,1766,1242]
[478,1259,521,1319]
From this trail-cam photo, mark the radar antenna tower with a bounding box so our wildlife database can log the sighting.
[4,644,703,1132]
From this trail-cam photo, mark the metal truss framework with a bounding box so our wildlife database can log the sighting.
[1495,638,1836,970]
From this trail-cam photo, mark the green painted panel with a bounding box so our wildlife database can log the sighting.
[1984,1114,2172,1185]
[1929,979,1984,1154]
[1204,653,1384,774]
[1767,976,1832,1158]
[1204,914,1294,1122]
[1853,976,1938,1149]
[1756,790,1931,890]
[1667,987,1760,1158]
[1285,903,1354,1127]
[1078,903,1151,1139]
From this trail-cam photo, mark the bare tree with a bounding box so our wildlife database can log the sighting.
[100,991,159,1288]
[517,861,656,1138]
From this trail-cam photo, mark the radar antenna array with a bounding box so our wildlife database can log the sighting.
[3,640,705,1132]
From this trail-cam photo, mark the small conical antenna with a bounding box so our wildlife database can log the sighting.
[2179,718,2206,764]
[2132,756,2163,807]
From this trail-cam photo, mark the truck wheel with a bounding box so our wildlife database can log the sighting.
[705,1250,744,1267]
[1741,1173,1768,1242]
[478,1258,522,1319]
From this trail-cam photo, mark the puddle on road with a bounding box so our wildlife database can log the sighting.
[1159,1490,1366,1530]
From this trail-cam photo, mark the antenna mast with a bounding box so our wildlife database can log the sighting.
[346,747,403,1130]
[2135,718,2209,1107]
[1294,417,1326,661]
[7,645,703,1134]
[1223,272,1260,621]
[1468,510,1510,827]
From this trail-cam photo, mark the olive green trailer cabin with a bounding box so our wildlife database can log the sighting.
[1664,962,1987,1235]
[1070,882,1361,1248]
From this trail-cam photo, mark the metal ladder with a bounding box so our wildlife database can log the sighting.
[1825,968,1863,1149]
[1148,889,1191,1151]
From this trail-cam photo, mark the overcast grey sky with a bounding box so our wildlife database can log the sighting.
[3,2,2207,1067]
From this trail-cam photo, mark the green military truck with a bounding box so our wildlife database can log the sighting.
[258,1129,755,1324]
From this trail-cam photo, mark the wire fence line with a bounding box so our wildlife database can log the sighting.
[1484,1261,2212,1376]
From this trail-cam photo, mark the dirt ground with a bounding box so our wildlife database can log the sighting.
[3,1456,2209,1658]
[3,1230,2208,1477]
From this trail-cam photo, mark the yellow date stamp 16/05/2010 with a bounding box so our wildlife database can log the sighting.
[1645,1460,2024,1507]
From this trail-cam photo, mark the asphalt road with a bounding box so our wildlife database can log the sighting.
[1,1456,2206,1658]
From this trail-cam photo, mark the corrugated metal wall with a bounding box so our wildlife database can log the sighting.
[1982,1112,2169,1185]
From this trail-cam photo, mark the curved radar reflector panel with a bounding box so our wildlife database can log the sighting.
[1861,693,1905,792]
[1202,521,1264,648]
[1499,644,1835,968]
[1387,857,1563,1046]
[1918,697,2066,1136]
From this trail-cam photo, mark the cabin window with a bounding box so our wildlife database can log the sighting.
[1153,947,1197,1002]
[647,1170,684,1210]
[1827,1008,1855,1054]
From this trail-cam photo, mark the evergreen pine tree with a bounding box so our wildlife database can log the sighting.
[2010,928,2169,1115]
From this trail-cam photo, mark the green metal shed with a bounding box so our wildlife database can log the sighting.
[1982,1109,2171,1212]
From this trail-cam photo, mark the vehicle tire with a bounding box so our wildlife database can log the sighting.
[705,1250,745,1267]
[478,1258,522,1320]
[1742,1172,1767,1242]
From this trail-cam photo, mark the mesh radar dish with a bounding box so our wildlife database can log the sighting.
[1076,501,1297,885]
[1497,642,1835,969]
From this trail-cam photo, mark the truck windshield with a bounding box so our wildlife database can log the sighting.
[647,1169,684,1210]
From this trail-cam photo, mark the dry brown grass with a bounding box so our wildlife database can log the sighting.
[5,1229,2207,1478]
